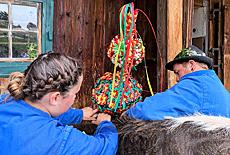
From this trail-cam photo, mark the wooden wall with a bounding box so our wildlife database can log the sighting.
[1,0,228,108]
[224,5,230,92]
[53,0,158,108]
[157,0,194,89]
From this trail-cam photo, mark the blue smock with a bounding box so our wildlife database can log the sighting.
[0,94,118,155]
[126,70,230,120]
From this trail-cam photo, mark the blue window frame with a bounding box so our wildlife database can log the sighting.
[0,0,53,77]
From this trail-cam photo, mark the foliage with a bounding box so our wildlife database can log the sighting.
[178,48,197,58]
[0,11,8,20]
[27,43,37,59]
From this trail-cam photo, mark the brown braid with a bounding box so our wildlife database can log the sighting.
[3,51,82,102]
[6,72,25,100]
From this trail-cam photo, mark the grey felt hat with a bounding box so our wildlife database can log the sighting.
[165,45,213,71]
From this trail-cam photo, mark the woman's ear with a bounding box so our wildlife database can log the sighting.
[49,92,60,106]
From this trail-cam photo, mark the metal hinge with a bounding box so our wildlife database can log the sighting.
[209,47,223,69]
[209,47,220,58]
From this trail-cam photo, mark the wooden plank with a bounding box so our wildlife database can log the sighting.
[71,0,85,108]
[224,5,230,91]
[218,0,223,80]
[77,0,95,108]
[72,0,84,59]
[223,0,230,5]
[224,55,230,92]
[224,5,230,55]
[157,0,168,92]
[194,0,203,8]
[103,0,122,74]
[182,0,194,49]
[167,0,183,88]
[208,0,215,51]
[92,0,105,85]
[53,0,65,54]
[132,0,158,96]
[208,0,223,80]
[64,1,72,55]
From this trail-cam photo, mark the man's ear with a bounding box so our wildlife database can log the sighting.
[188,60,196,70]
[49,91,60,106]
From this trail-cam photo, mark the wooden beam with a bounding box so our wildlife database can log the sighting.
[223,5,230,92]
[167,0,183,88]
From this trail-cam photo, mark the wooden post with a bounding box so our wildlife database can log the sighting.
[223,5,230,92]
[167,0,183,88]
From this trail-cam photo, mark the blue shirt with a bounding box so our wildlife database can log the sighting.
[0,94,118,155]
[126,70,230,120]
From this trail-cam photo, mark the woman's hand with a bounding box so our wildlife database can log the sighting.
[82,107,98,121]
[92,113,111,125]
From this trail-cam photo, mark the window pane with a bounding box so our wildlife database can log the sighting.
[0,3,8,29]
[12,33,28,43]
[12,5,37,31]
[12,43,28,58]
[0,31,8,43]
[0,43,8,58]
[12,32,37,58]
[12,33,37,43]
[29,33,37,43]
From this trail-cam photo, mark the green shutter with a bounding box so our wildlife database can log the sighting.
[42,0,54,53]
[0,0,54,77]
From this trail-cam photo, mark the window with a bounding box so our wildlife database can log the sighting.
[0,0,53,77]
[0,1,41,59]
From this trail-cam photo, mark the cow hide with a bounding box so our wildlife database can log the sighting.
[71,114,230,155]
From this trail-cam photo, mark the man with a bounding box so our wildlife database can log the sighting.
[124,45,230,120]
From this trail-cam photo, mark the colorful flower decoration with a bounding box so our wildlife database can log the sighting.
[107,8,145,68]
[107,35,145,68]
[92,3,148,116]
[92,71,142,116]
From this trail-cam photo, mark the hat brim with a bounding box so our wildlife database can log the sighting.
[165,55,213,71]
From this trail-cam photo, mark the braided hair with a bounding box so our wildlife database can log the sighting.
[5,51,83,102]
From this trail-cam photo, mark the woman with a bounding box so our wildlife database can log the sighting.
[0,52,118,155]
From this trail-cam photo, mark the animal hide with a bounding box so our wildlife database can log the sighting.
[71,114,230,155]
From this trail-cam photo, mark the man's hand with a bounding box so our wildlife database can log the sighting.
[82,107,98,121]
